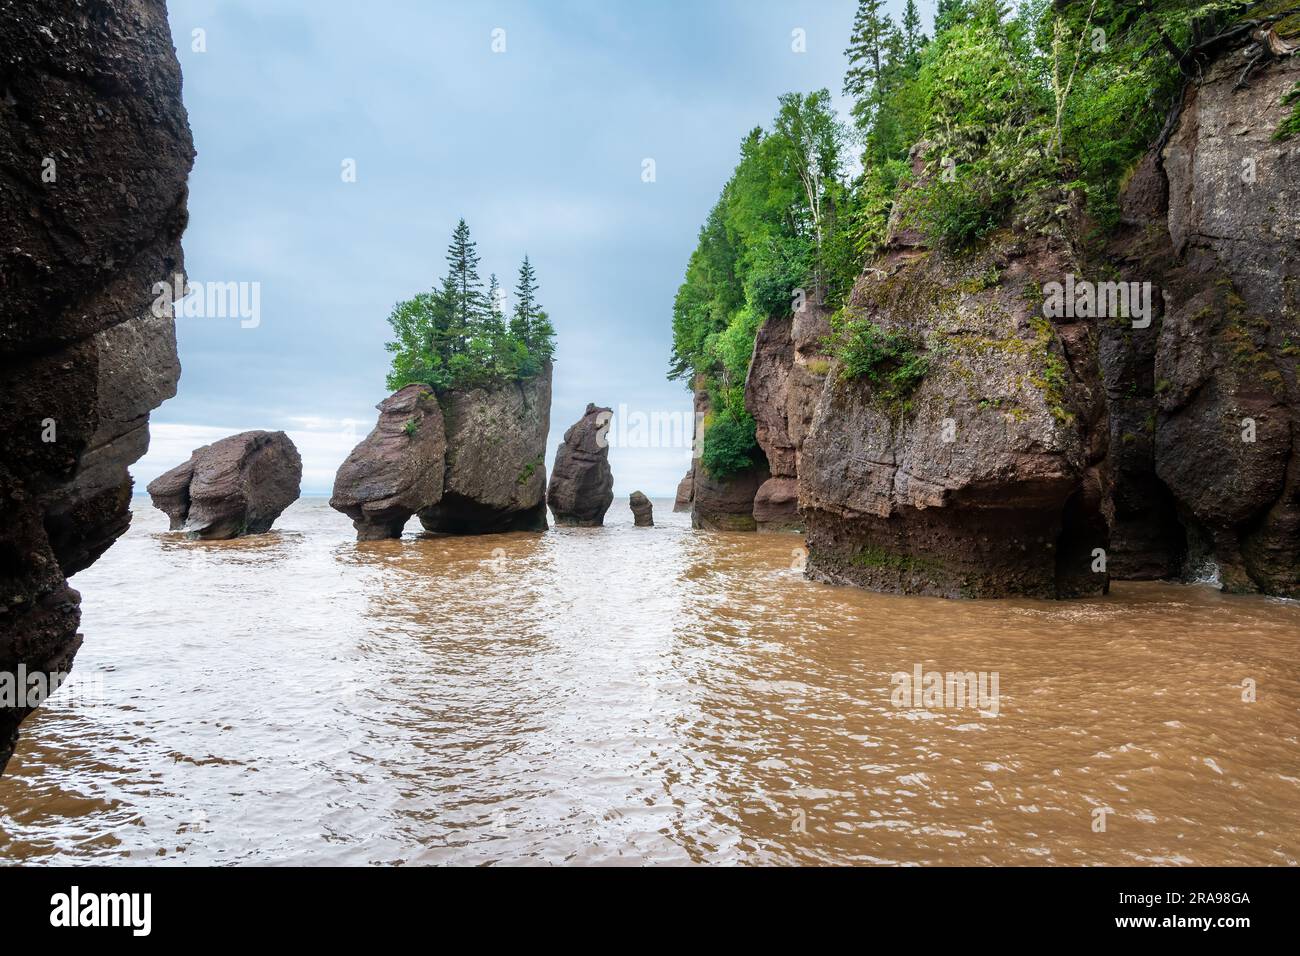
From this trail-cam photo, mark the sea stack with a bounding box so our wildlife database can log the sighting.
[417,363,552,534]
[673,467,693,512]
[630,491,653,527]
[148,431,302,539]
[547,403,614,526]
[330,385,446,540]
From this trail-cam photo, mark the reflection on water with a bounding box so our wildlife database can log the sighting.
[1,498,1297,865]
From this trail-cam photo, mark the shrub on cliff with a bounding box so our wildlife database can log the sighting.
[385,220,554,393]
[701,411,761,480]
[832,314,930,408]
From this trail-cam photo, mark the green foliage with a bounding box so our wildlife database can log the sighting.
[700,410,760,480]
[669,0,1269,414]
[1275,82,1300,142]
[668,93,849,398]
[403,419,418,436]
[516,454,544,485]
[385,220,555,393]
[833,313,931,407]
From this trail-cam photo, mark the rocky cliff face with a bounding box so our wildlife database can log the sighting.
[418,364,552,534]
[743,299,833,531]
[787,31,1299,600]
[673,467,693,512]
[799,218,1110,598]
[1104,36,1300,596]
[547,403,614,526]
[0,0,193,772]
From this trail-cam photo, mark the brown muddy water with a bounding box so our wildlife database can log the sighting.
[1,497,1297,865]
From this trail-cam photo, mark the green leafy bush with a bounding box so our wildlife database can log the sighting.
[700,411,761,480]
[834,314,930,405]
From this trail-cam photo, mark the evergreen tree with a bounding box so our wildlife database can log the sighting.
[511,255,539,341]
[843,0,891,129]
[385,222,554,391]
[527,309,556,362]
[901,0,925,63]
[935,0,973,34]
[445,217,487,332]
[485,273,507,337]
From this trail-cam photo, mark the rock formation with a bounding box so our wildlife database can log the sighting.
[547,403,614,526]
[148,431,302,539]
[330,385,446,539]
[791,28,1300,599]
[689,375,770,531]
[630,491,653,526]
[799,207,1110,598]
[418,364,552,534]
[743,296,834,531]
[1103,34,1300,596]
[673,467,694,511]
[0,0,193,773]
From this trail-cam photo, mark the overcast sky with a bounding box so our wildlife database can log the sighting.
[139,0,930,494]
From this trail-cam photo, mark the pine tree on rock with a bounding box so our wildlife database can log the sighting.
[445,217,488,339]
[511,255,539,341]
[384,222,554,392]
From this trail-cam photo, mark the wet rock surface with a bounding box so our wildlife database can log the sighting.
[0,0,193,772]
[148,432,302,539]
[547,403,614,526]
[673,467,694,512]
[330,385,446,540]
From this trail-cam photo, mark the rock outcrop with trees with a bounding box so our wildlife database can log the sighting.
[669,0,1300,598]
[335,220,556,536]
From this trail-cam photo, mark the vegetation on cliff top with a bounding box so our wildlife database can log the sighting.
[670,0,1279,446]
[386,219,555,393]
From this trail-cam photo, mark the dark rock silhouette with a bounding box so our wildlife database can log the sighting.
[547,403,614,526]
[0,0,194,772]
[630,491,653,526]
[148,431,302,539]
[331,385,446,540]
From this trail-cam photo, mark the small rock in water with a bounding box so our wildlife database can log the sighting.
[629,491,653,527]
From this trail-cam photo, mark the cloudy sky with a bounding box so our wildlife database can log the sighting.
[142,0,931,494]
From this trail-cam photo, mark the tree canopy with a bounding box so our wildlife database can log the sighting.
[385,219,555,392]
